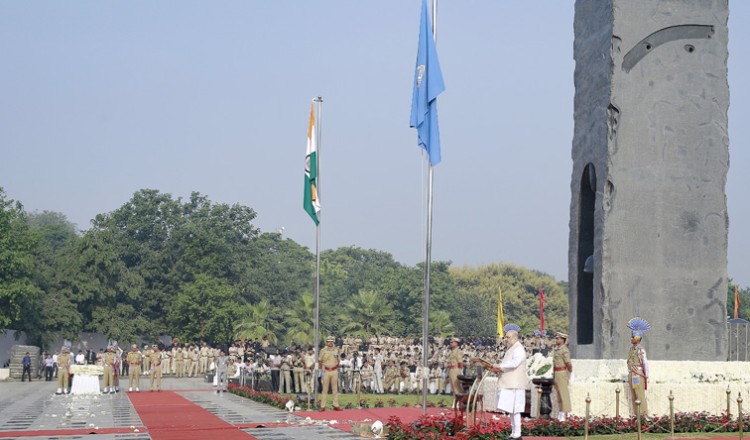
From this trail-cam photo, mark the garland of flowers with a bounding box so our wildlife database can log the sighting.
[385,411,750,439]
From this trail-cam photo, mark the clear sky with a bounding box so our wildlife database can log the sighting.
[1,2,748,287]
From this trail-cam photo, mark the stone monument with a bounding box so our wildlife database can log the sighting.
[569,0,729,361]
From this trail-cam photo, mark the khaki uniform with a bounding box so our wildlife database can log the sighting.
[293,356,305,393]
[175,349,185,378]
[447,347,463,395]
[188,349,199,377]
[142,347,151,374]
[161,350,171,375]
[627,344,648,415]
[199,345,209,374]
[319,345,340,409]
[149,349,162,391]
[279,355,292,393]
[102,351,116,392]
[57,351,72,393]
[383,363,398,392]
[127,350,142,390]
[552,344,572,413]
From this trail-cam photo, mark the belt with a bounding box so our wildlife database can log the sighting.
[324,365,339,371]
[448,364,462,369]
[554,367,568,372]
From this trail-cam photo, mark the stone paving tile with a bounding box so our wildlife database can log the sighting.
[0,377,361,439]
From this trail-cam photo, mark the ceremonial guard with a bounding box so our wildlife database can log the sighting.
[102,345,117,394]
[142,345,151,375]
[56,346,72,395]
[149,344,162,391]
[552,332,573,421]
[293,351,305,393]
[161,346,171,376]
[447,337,463,396]
[303,347,316,393]
[199,342,209,374]
[279,351,292,393]
[383,361,399,393]
[627,317,650,416]
[492,324,528,440]
[185,345,194,377]
[127,344,142,392]
[188,347,199,377]
[174,347,185,378]
[318,336,342,411]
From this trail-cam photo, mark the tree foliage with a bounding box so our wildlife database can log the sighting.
[18,187,729,350]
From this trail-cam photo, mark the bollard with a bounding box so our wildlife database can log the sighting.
[636,399,642,440]
[738,392,744,440]
[615,386,621,419]
[728,386,733,416]
[584,393,591,440]
[668,391,675,439]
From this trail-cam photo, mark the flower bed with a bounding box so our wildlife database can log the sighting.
[228,383,303,410]
[385,411,750,439]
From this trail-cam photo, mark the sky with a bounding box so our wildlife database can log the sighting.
[1,1,748,287]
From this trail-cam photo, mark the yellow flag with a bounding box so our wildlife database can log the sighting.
[497,287,505,337]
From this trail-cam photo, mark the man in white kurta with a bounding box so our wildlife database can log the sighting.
[493,329,528,440]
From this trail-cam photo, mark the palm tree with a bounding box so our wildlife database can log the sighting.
[283,293,315,346]
[338,289,393,338]
[233,299,283,344]
[429,310,455,336]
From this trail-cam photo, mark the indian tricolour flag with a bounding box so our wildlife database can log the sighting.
[303,103,320,225]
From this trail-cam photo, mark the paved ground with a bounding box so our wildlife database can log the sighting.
[0,377,360,440]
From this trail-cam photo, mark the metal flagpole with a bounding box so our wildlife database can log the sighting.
[421,0,438,416]
[313,96,323,405]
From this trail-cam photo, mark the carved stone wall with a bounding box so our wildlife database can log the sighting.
[569,0,729,361]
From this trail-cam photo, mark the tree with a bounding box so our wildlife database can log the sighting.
[0,189,42,330]
[283,293,315,346]
[233,299,283,345]
[338,289,394,338]
[22,211,83,346]
[168,274,241,344]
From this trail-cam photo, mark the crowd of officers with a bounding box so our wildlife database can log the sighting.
[41,333,566,401]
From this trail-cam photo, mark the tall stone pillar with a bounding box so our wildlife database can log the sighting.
[569,0,729,361]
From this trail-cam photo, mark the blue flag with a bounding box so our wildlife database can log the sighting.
[410,0,445,166]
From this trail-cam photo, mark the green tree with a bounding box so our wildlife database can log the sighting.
[234,299,283,344]
[23,211,83,346]
[283,292,315,346]
[338,289,394,338]
[0,189,42,329]
[168,274,241,344]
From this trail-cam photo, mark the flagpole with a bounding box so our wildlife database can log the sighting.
[313,96,323,405]
[421,0,438,416]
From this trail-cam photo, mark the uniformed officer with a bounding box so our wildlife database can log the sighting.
[142,345,151,375]
[127,344,142,392]
[446,337,464,396]
[318,336,342,411]
[56,347,72,395]
[161,347,171,376]
[292,351,305,393]
[552,332,573,421]
[627,317,650,416]
[199,342,209,374]
[102,345,117,394]
[149,344,162,391]
[174,347,185,378]
[188,347,200,377]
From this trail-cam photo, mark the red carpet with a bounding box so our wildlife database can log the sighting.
[128,391,257,440]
